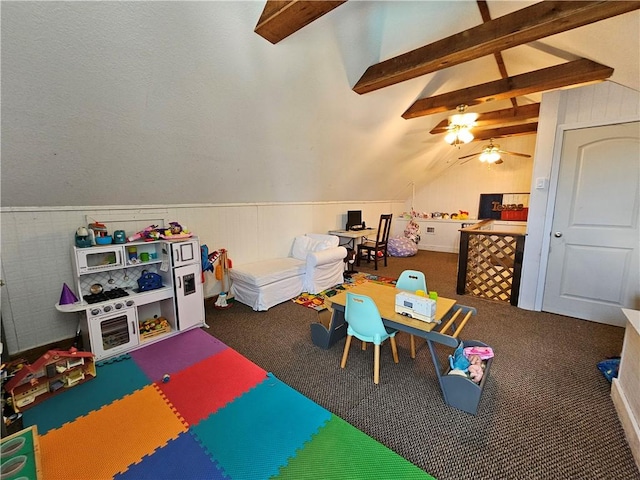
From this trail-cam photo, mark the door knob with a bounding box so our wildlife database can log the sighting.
[554,232,563,238]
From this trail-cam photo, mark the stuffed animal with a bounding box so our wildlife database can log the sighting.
[449,342,470,372]
[468,364,484,383]
[403,220,421,244]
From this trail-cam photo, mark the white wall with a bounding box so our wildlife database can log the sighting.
[0,201,403,355]
[410,135,537,217]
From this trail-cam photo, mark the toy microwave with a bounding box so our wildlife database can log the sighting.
[395,291,437,323]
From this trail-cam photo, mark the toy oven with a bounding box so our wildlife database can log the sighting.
[85,305,138,361]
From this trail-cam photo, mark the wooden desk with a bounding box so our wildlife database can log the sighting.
[313,282,470,350]
[309,281,489,415]
[328,228,377,249]
[328,282,456,335]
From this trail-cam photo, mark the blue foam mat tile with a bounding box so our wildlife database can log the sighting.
[23,354,149,434]
[192,373,332,480]
[115,432,227,480]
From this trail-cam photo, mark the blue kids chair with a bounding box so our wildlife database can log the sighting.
[340,292,399,384]
[396,270,428,359]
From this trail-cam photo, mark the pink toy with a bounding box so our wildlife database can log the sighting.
[127,224,158,242]
[463,346,494,360]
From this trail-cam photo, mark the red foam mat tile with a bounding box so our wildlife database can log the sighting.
[157,347,267,426]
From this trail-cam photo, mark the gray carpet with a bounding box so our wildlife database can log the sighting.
[204,250,640,480]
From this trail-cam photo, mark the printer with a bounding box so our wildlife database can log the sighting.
[395,291,437,323]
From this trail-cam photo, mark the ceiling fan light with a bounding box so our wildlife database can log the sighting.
[444,131,457,144]
[487,151,501,163]
[461,112,478,125]
[458,128,474,144]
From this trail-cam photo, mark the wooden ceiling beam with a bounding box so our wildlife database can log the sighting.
[430,103,540,135]
[353,1,639,94]
[403,59,612,119]
[255,0,347,44]
[476,0,518,109]
[472,123,539,141]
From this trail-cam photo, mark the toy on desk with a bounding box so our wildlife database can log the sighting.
[395,291,436,322]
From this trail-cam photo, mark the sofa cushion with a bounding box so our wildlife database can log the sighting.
[306,233,339,250]
[229,257,305,287]
[291,235,313,260]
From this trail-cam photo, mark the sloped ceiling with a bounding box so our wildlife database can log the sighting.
[1,1,638,207]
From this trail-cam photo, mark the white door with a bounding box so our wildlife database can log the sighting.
[543,122,640,326]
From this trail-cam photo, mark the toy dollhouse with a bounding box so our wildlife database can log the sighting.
[4,348,96,412]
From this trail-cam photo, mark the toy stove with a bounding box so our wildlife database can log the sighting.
[83,293,137,361]
[83,288,130,305]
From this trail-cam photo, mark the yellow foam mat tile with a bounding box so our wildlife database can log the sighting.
[39,385,187,479]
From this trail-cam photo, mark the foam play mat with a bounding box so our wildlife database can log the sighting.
[22,329,433,479]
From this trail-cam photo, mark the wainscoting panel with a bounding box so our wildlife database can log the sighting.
[0,201,403,355]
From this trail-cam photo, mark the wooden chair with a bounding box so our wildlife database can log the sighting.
[340,293,399,384]
[356,214,392,270]
[396,270,428,359]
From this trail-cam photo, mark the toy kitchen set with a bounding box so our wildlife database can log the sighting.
[56,222,205,361]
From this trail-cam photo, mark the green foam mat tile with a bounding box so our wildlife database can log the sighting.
[275,414,436,479]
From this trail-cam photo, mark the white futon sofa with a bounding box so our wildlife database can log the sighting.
[229,233,347,311]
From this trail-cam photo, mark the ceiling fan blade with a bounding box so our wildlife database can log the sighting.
[495,159,504,165]
[459,157,475,165]
[499,150,531,158]
[458,152,482,160]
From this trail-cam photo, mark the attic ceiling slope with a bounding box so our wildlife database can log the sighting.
[353,1,640,94]
[255,0,347,44]
[402,58,613,118]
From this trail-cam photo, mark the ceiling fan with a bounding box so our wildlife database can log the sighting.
[458,139,531,165]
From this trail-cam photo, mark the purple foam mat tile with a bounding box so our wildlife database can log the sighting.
[131,329,228,381]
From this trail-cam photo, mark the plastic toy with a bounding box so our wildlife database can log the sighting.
[4,348,96,412]
[127,225,158,242]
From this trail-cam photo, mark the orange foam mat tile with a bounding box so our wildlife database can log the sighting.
[39,385,187,479]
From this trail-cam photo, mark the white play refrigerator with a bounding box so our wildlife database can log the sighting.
[169,239,206,331]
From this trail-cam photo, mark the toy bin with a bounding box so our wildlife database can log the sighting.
[439,340,493,415]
